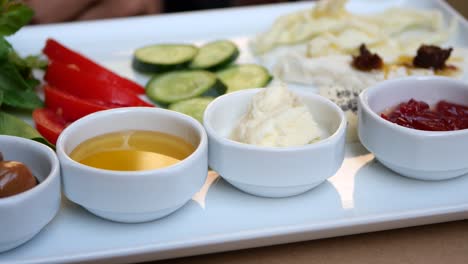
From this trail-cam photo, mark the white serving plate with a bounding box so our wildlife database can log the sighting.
[1,1,468,263]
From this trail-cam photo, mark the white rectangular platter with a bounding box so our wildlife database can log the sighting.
[2,0,468,263]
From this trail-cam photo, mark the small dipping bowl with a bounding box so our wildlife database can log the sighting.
[204,88,346,198]
[56,107,208,223]
[358,76,468,180]
[0,135,60,252]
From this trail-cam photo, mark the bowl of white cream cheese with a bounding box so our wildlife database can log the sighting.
[203,84,346,197]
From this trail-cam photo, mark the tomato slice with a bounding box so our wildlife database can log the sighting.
[33,108,67,145]
[44,61,153,107]
[43,38,145,94]
[44,85,120,122]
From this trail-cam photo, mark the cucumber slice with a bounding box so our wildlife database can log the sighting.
[216,64,272,93]
[133,44,198,73]
[146,70,226,104]
[169,97,214,123]
[189,40,239,70]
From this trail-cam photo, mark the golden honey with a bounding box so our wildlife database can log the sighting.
[70,130,195,171]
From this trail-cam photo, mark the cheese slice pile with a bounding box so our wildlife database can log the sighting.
[251,0,455,62]
[251,0,464,142]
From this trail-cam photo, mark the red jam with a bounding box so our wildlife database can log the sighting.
[381,99,468,131]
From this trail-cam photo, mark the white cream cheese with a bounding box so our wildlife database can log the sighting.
[231,84,321,147]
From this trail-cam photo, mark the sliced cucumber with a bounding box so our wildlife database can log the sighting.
[216,64,272,93]
[146,70,226,104]
[189,40,239,70]
[169,97,214,123]
[133,44,198,73]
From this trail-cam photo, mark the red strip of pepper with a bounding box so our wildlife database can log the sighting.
[32,108,68,145]
[43,38,145,95]
[44,85,121,122]
[45,61,153,107]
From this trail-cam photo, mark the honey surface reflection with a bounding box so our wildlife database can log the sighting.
[70,130,195,171]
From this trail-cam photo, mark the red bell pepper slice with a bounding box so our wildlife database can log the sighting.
[45,61,153,107]
[43,38,144,94]
[44,85,120,122]
[33,108,67,145]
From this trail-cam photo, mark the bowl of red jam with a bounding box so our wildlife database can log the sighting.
[358,76,468,180]
[381,99,468,131]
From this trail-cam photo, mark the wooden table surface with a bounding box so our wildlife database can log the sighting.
[145,1,468,263]
[155,221,468,264]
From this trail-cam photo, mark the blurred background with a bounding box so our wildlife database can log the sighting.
[24,0,467,25]
[447,0,468,17]
[24,0,296,24]
[23,0,468,25]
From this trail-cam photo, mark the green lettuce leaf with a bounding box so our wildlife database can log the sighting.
[1,88,42,109]
[8,51,45,89]
[0,1,34,36]
[0,61,43,109]
[0,2,44,111]
[19,54,47,69]
[0,111,54,148]
[0,36,11,61]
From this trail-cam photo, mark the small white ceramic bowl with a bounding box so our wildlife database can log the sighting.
[204,88,346,198]
[358,76,468,180]
[56,107,208,223]
[0,135,60,253]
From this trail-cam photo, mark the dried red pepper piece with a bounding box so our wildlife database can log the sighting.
[413,45,453,70]
[352,44,383,71]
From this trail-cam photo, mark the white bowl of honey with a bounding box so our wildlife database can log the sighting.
[56,107,208,223]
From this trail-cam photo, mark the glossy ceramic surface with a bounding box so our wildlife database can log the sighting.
[204,88,346,197]
[358,76,468,180]
[56,107,208,223]
[1,0,468,263]
[0,136,60,253]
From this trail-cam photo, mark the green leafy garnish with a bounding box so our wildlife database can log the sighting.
[0,35,11,60]
[0,1,44,110]
[0,0,34,36]
[0,111,54,148]
[0,1,50,145]
[8,51,46,88]
[0,59,43,109]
